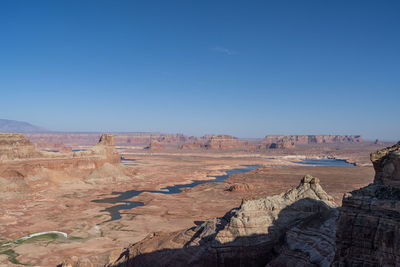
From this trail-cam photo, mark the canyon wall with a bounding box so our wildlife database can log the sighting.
[333,142,400,266]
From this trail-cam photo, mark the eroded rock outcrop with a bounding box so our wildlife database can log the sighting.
[0,133,121,179]
[333,142,400,266]
[180,135,255,151]
[144,140,166,150]
[63,175,338,267]
[0,133,41,160]
[225,182,256,192]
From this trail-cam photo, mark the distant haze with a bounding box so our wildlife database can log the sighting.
[1,1,399,141]
[0,119,47,133]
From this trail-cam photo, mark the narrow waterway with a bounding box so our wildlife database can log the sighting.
[92,165,262,221]
[93,158,355,221]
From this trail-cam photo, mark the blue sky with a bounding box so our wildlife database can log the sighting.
[1,1,399,140]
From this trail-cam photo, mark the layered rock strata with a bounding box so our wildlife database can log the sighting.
[25,133,196,148]
[0,133,121,179]
[0,133,41,160]
[333,142,400,266]
[62,175,338,267]
[181,135,255,151]
[261,135,363,149]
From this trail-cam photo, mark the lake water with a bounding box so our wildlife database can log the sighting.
[92,165,262,221]
[93,158,354,221]
[293,158,355,167]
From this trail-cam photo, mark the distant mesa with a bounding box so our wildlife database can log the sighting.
[180,135,255,151]
[260,135,363,149]
[0,119,48,133]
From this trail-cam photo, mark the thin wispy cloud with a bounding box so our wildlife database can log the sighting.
[212,46,238,55]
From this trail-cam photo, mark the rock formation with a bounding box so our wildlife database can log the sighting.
[144,140,166,150]
[88,134,121,164]
[0,133,121,179]
[333,142,400,266]
[261,135,363,149]
[180,135,255,151]
[261,136,296,149]
[225,183,255,192]
[180,139,206,150]
[205,135,255,150]
[0,133,41,160]
[62,175,338,267]
[26,132,197,149]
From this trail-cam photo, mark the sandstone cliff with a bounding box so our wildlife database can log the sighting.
[0,133,121,179]
[180,135,255,151]
[261,135,363,149]
[62,175,338,267]
[0,133,42,160]
[25,132,196,148]
[333,142,400,266]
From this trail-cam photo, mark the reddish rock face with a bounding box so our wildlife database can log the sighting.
[261,135,363,149]
[181,135,255,151]
[205,135,255,150]
[180,139,206,150]
[25,132,196,148]
[0,133,121,178]
[225,183,255,192]
[333,142,400,266]
[0,133,41,160]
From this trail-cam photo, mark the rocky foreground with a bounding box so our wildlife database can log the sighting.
[62,142,400,267]
[333,142,400,266]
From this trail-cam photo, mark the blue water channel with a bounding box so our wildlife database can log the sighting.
[92,165,262,221]
[93,158,354,221]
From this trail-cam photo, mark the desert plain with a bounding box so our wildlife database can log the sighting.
[0,133,391,266]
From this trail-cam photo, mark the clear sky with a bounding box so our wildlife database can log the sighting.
[1,1,399,140]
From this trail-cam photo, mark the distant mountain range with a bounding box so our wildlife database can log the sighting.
[0,119,48,133]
